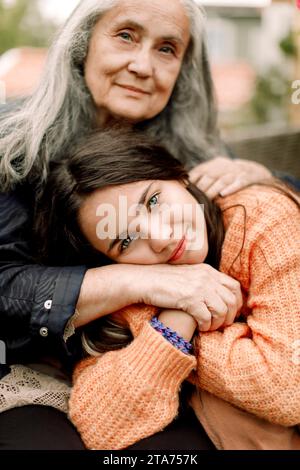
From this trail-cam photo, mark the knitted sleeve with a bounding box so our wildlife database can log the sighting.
[69,320,196,450]
[196,193,300,426]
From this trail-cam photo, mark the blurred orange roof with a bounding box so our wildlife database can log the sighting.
[0,47,47,99]
[212,62,256,111]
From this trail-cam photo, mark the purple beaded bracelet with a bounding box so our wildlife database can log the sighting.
[149,317,193,355]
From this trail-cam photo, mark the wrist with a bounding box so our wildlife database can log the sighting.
[158,310,197,342]
[150,317,194,355]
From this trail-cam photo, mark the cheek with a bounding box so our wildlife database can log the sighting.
[157,64,182,95]
[118,245,159,265]
[85,40,122,79]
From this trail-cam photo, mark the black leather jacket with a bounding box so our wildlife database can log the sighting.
[0,183,87,378]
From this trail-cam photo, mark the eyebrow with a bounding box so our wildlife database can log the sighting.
[108,182,155,253]
[113,19,185,47]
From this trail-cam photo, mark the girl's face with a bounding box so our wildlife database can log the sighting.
[78,180,209,265]
[84,0,190,124]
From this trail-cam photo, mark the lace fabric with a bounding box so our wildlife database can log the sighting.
[63,308,81,343]
[0,365,71,414]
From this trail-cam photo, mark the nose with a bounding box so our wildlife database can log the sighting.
[148,220,173,254]
[128,45,153,78]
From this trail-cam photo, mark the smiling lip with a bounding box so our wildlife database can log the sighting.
[117,84,150,95]
[168,236,186,262]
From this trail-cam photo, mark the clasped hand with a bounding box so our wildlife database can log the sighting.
[140,263,243,332]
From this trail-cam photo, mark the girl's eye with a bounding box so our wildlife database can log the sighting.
[120,235,133,253]
[118,31,133,42]
[148,193,159,210]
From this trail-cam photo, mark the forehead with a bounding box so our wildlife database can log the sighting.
[78,181,153,241]
[80,181,151,216]
[97,0,190,42]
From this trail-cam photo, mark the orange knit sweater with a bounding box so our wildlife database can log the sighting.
[69,186,300,450]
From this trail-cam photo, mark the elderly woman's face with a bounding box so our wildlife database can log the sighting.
[84,0,190,124]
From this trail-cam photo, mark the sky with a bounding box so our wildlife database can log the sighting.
[41,0,80,21]
[2,0,79,21]
[3,0,273,23]
[40,0,272,22]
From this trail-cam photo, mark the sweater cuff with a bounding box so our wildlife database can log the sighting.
[123,322,196,392]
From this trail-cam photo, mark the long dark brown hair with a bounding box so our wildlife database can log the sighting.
[34,128,225,354]
[34,128,300,356]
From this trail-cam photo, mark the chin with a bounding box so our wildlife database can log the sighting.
[109,103,148,122]
[186,251,207,265]
[113,112,146,123]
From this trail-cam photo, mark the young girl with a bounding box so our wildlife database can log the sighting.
[35,129,300,450]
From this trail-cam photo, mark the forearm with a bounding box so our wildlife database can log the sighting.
[74,264,144,328]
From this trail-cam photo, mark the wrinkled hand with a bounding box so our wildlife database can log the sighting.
[138,263,243,332]
[189,156,272,199]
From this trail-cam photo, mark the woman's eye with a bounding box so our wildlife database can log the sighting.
[160,45,175,55]
[118,31,133,42]
[148,194,159,210]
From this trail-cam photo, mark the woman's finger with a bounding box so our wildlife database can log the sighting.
[209,313,227,331]
[189,156,234,183]
[219,176,247,197]
[217,286,241,326]
[189,162,210,182]
[194,174,215,193]
[204,174,236,199]
[194,302,212,332]
[189,168,203,183]
[222,305,239,327]
[218,274,243,311]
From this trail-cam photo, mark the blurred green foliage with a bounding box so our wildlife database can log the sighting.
[250,66,290,123]
[0,0,56,55]
[279,31,297,58]
[246,31,295,125]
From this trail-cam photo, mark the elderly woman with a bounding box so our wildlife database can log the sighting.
[0,0,296,450]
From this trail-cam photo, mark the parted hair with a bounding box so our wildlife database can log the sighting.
[0,0,223,192]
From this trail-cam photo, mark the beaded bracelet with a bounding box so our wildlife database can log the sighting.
[149,317,193,355]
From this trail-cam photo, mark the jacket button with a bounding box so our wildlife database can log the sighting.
[40,327,49,338]
[44,300,52,310]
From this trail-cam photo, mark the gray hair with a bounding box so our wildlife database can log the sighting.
[0,0,222,192]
